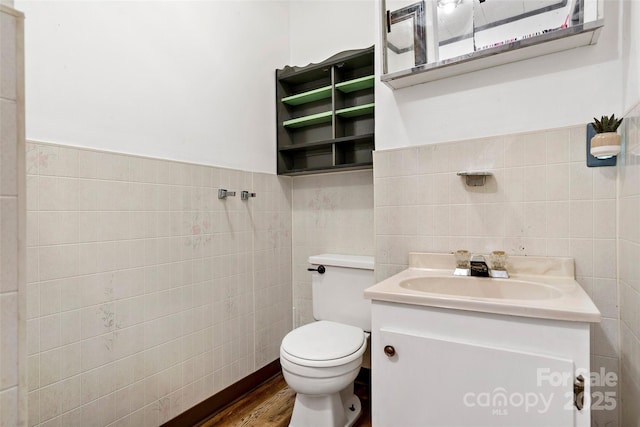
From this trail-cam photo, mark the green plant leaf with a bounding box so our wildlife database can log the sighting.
[591,114,623,133]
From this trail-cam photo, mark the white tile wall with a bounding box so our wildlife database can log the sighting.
[25,141,292,427]
[0,6,25,427]
[19,109,639,427]
[291,170,374,327]
[618,103,640,427]
[374,125,620,426]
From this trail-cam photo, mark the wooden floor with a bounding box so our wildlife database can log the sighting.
[198,373,371,427]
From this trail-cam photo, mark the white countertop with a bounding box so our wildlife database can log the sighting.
[364,253,601,323]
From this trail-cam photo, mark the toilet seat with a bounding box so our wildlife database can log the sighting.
[281,320,366,368]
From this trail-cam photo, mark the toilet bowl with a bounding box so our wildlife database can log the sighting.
[281,254,374,427]
[280,320,368,427]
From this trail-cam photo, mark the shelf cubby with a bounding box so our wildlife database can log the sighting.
[278,133,374,153]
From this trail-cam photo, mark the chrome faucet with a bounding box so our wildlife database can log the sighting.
[470,255,490,277]
[454,252,509,278]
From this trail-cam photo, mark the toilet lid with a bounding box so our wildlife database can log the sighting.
[281,320,364,362]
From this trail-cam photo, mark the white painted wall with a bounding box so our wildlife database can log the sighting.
[375,0,624,150]
[288,0,376,67]
[635,0,640,108]
[16,0,289,174]
[14,0,634,166]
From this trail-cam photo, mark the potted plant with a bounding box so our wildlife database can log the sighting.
[590,114,623,159]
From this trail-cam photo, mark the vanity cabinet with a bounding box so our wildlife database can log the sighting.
[371,301,592,427]
[276,47,374,175]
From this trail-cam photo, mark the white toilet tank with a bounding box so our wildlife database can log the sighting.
[309,254,374,331]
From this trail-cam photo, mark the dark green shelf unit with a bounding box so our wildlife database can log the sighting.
[276,46,375,175]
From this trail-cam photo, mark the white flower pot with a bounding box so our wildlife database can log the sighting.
[590,132,621,159]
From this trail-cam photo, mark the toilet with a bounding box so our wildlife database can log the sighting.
[280,254,374,427]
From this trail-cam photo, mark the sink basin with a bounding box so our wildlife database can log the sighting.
[399,276,563,300]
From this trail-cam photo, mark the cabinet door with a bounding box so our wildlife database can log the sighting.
[373,328,577,427]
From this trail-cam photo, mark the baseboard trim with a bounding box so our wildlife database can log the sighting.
[161,359,282,427]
